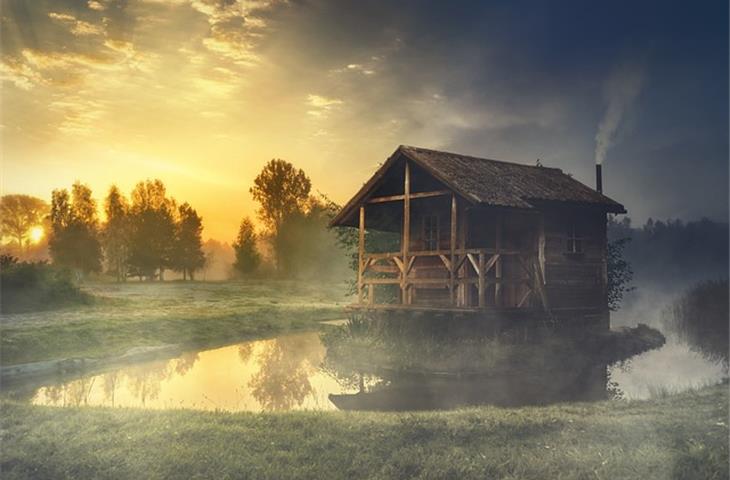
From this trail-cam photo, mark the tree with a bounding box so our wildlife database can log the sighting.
[663,280,728,364]
[128,180,176,280]
[607,237,634,311]
[250,159,311,271]
[0,194,49,250]
[48,183,102,274]
[173,202,205,280]
[232,217,261,275]
[102,185,131,282]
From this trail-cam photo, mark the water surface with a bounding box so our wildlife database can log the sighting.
[26,330,726,412]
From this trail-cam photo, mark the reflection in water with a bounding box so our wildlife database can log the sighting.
[27,325,727,412]
[249,335,321,410]
[31,333,355,412]
[329,366,609,411]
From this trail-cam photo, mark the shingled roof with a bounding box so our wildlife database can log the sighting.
[331,145,626,227]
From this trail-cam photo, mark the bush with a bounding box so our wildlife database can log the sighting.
[0,255,91,313]
[663,279,729,364]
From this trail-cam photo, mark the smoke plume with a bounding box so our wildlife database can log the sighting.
[594,63,646,164]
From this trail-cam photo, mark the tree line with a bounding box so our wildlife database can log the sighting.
[1,158,351,282]
[49,180,205,281]
[608,215,728,289]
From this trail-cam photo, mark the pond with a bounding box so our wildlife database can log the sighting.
[17,327,727,412]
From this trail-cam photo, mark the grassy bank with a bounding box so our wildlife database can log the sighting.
[0,281,348,366]
[1,384,727,479]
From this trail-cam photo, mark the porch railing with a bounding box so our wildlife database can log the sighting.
[357,247,547,310]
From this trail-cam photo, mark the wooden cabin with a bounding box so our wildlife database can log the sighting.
[330,145,626,327]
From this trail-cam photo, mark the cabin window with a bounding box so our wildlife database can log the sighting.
[422,214,440,250]
[566,223,584,254]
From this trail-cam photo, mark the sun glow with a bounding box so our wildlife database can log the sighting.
[29,226,44,244]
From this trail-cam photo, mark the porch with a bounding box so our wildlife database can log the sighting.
[353,161,549,312]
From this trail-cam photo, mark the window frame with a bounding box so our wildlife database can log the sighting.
[566,223,586,255]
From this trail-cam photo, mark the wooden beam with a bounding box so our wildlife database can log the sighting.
[368,265,398,274]
[517,289,532,308]
[392,256,405,273]
[453,254,467,272]
[364,278,401,285]
[538,214,546,285]
[466,253,480,275]
[438,254,451,271]
[450,194,457,305]
[402,161,411,305]
[478,252,486,308]
[484,253,500,275]
[406,256,416,275]
[371,247,524,257]
[458,207,467,307]
[367,190,451,204]
[495,213,502,307]
[532,256,551,315]
[358,205,365,304]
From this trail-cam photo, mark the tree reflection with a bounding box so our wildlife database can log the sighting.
[173,352,200,376]
[248,335,322,411]
[102,371,120,406]
[41,377,96,407]
[123,360,172,406]
[238,342,254,363]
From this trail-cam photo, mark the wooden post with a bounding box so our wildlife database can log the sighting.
[538,213,546,283]
[458,206,468,307]
[478,252,485,308]
[450,194,457,306]
[495,213,502,307]
[402,161,411,305]
[358,205,365,304]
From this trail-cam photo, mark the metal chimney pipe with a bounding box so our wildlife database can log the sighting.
[595,164,603,194]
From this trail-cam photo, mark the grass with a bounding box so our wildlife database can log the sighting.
[1,383,727,479]
[0,280,348,366]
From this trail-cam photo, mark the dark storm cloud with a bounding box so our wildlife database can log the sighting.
[279,0,727,222]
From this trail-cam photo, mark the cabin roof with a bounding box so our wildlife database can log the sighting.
[330,145,626,227]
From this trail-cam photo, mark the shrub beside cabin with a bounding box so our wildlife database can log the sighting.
[330,146,626,329]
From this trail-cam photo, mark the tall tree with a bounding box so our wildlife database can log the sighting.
[49,183,102,274]
[0,194,49,250]
[232,217,261,275]
[128,179,176,280]
[173,202,205,280]
[250,159,311,236]
[250,159,311,270]
[102,185,131,282]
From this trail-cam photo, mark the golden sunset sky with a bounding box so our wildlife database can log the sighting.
[2,1,727,241]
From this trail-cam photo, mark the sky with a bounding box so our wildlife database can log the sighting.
[1,0,727,241]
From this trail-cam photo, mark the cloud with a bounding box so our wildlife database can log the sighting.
[189,0,283,65]
[49,96,107,136]
[306,94,344,117]
[49,12,104,36]
[0,59,45,90]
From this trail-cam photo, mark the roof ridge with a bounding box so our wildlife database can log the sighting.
[399,145,563,171]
